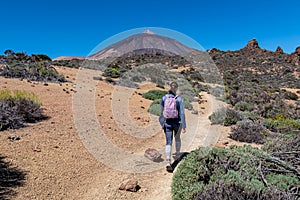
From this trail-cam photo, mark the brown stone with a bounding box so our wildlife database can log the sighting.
[8,134,20,141]
[119,179,139,192]
[144,148,162,162]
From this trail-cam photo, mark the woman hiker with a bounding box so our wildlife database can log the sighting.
[159,81,186,172]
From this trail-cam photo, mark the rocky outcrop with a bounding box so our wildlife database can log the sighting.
[275,46,284,54]
[240,39,265,55]
[207,48,222,54]
[286,46,300,66]
[246,39,260,49]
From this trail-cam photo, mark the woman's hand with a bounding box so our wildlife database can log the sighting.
[182,128,186,133]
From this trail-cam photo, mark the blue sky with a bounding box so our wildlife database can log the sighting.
[0,0,299,59]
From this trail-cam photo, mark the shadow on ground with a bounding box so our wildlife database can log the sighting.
[0,155,26,200]
[170,152,189,172]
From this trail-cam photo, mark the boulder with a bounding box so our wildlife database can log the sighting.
[8,134,20,141]
[119,179,139,192]
[144,148,162,162]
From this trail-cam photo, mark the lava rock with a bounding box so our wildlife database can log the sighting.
[144,148,162,162]
[119,179,139,192]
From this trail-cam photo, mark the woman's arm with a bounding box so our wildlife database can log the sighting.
[178,96,186,129]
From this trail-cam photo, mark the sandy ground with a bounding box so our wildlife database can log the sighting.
[0,66,244,200]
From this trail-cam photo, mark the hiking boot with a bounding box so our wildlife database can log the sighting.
[166,159,173,172]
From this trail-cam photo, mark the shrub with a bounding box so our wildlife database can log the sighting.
[263,114,300,133]
[142,90,167,100]
[263,133,300,167]
[194,180,297,200]
[148,100,161,116]
[32,54,52,61]
[156,82,165,89]
[172,145,299,200]
[211,86,225,98]
[234,101,254,112]
[0,61,67,82]
[0,89,45,131]
[180,94,193,110]
[281,90,298,100]
[102,67,120,78]
[197,84,211,92]
[230,120,267,144]
[240,111,260,121]
[131,75,146,83]
[209,107,241,126]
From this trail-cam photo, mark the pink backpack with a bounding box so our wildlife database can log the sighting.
[163,95,178,119]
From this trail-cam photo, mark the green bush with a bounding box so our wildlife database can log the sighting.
[102,67,121,78]
[262,133,300,167]
[148,102,161,116]
[0,89,44,130]
[32,54,52,61]
[209,107,241,126]
[180,94,193,110]
[142,90,167,100]
[211,86,225,98]
[230,120,267,144]
[263,114,300,133]
[234,101,254,112]
[131,75,146,83]
[172,145,299,200]
[240,111,260,121]
[197,84,211,92]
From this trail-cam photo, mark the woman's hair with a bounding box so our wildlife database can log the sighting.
[168,81,178,95]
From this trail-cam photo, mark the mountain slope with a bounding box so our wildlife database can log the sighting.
[89,30,195,59]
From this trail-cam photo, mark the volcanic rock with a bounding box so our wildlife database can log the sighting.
[119,179,139,192]
[286,46,300,65]
[88,30,195,59]
[144,148,162,162]
[246,39,260,49]
[275,46,284,54]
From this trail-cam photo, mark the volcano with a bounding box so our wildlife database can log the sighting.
[88,30,196,59]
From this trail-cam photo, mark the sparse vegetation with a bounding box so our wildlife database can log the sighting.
[0,89,45,131]
[207,45,299,144]
[1,40,299,199]
[230,120,267,144]
[0,51,68,82]
[263,133,300,168]
[172,145,300,200]
[209,107,241,126]
[263,115,300,134]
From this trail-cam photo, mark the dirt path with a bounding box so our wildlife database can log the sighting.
[73,68,227,199]
[0,67,228,200]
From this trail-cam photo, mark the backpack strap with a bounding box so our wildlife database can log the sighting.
[165,94,178,98]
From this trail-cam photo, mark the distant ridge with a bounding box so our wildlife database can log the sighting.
[53,56,85,61]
